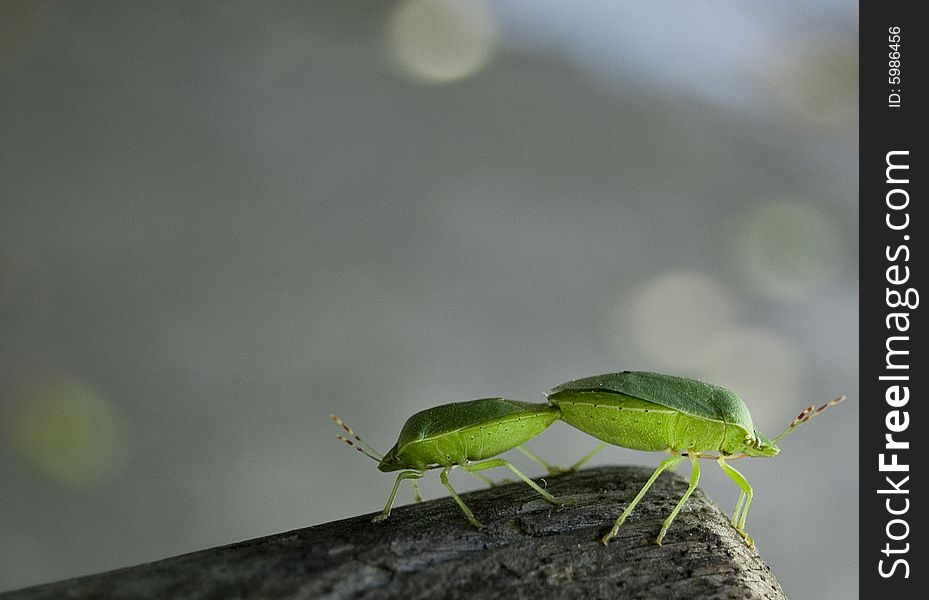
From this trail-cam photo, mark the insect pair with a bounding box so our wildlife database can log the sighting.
[332,371,844,546]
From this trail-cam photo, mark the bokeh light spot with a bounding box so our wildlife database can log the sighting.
[770,40,858,128]
[4,378,129,486]
[616,271,740,371]
[0,0,53,69]
[387,0,498,84]
[734,200,844,301]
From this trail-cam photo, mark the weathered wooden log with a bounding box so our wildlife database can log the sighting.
[2,466,785,600]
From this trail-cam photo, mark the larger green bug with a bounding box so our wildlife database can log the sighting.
[547,371,845,546]
[331,398,572,528]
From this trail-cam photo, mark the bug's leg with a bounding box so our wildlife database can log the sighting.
[410,478,423,502]
[656,453,700,545]
[374,470,425,523]
[515,445,563,475]
[440,466,483,528]
[566,441,608,472]
[466,470,498,487]
[717,456,754,547]
[464,458,574,505]
[730,490,746,526]
[602,454,682,545]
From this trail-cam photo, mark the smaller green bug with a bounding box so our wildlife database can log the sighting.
[547,372,845,546]
[332,398,573,527]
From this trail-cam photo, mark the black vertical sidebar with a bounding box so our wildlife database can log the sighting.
[860,2,924,596]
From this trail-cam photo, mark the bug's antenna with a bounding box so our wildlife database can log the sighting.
[330,415,384,462]
[771,395,846,445]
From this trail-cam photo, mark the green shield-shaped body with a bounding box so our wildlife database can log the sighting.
[548,371,756,454]
[379,398,559,471]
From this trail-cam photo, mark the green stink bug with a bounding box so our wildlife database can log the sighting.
[331,398,572,528]
[547,371,845,545]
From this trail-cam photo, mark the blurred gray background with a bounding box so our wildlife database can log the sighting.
[1,1,857,597]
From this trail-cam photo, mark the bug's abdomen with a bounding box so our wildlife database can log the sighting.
[553,392,727,452]
[460,411,558,461]
[399,408,559,466]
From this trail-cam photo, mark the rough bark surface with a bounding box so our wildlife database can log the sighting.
[3,466,786,600]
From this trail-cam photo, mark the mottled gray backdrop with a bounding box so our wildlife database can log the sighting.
[1,1,857,598]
